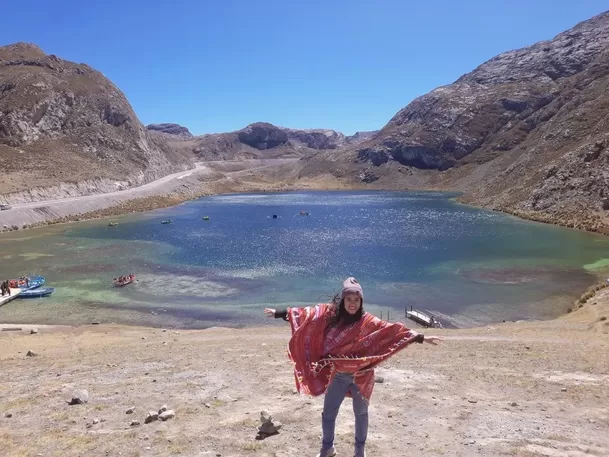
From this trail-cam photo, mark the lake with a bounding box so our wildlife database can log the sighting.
[1,191,607,329]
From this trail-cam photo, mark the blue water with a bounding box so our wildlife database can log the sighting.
[1,191,608,328]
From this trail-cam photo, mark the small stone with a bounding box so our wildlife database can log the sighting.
[30,328,38,334]
[141,337,146,340]
[69,389,89,405]
[510,402,518,407]
[145,412,159,424]
[5,413,12,418]
[126,407,135,414]
[525,346,530,350]
[144,372,149,376]
[258,420,282,435]
[204,403,211,408]
[468,399,478,404]
[159,410,175,421]
[145,447,151,451]
[162,329,167,332]
[561,387,567,392]
[260,411,272,424]
[375,376,385,384]
[26,350,37,357]
[93,418,99,424]
[130,420,140,426]
[152,379,157,383]
[158,405,168,414]
[86,422,93,428]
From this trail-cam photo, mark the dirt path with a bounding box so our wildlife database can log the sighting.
[6,164,209,211]
[0,159,300,229]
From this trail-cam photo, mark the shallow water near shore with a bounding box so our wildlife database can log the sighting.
[1,190,608,328]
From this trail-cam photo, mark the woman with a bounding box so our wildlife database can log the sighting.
[264,277,443,457]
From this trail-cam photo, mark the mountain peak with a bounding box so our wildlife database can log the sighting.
[0,42,46,60]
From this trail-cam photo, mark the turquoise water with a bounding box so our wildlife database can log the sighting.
[1,191,608,328]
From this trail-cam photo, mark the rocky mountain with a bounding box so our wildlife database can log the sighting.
[0,43,194,197]
[346,130,378,144]
[301,10,609,232]
[162,122,377,161]
[146,123,193,139]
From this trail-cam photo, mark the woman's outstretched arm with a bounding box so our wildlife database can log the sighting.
[263,308,289,321]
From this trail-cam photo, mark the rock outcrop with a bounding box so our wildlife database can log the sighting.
[237,122,289,149]
[0,43,194,198]
[346,130,378,144]
[354,12,609,171]
[146,123,193,139]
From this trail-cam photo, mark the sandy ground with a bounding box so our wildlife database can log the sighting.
[1,289,608,457]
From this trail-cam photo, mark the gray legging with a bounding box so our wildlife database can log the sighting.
[321,372,368,453]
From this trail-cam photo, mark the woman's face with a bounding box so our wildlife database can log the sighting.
[344,293,362,315]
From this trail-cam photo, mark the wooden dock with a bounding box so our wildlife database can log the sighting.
[0,288,21,306]
[405,306,442,328]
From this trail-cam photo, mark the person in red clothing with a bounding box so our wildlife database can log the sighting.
[264,277,443,457]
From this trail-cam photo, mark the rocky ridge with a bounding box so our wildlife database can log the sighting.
[300,10,609,233]
[146,123,193,139]
[0,42,194,199]
[155,121,379,161]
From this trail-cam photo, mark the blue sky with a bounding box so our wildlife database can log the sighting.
[1,1,607,135]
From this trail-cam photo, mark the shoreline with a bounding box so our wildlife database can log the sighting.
[1,280,607,333]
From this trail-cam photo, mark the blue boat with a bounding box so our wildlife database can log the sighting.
[18,287,54,298]
[10,275,45,290]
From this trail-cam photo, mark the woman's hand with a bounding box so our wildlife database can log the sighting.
[263,308,276,318]
[424,336,443,345]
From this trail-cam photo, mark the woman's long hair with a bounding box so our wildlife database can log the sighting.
[327,292,364,327]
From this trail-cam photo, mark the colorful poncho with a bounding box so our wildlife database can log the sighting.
[286,303,421,401]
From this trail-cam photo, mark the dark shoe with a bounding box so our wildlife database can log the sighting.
[316,446,337,457]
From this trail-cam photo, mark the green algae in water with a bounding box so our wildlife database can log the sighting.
[583,258,609,271]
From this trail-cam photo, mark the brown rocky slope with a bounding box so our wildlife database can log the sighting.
[300,10,609,233]
[0,43,194,200]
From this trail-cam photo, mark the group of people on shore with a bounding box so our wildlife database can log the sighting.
[0,279,11,296]
[1,276,31,296]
